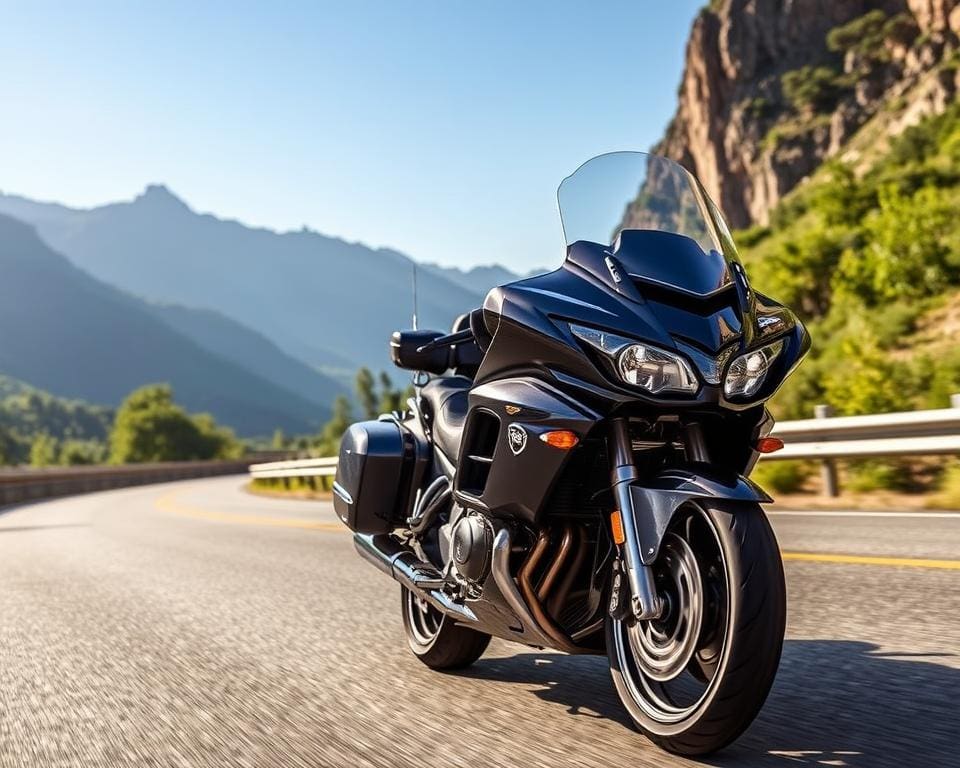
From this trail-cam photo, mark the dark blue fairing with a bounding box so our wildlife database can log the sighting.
[476,238,809,414]
[629,469,773,565]
[612,230,732,297]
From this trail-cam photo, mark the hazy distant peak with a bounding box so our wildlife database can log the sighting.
[134,184,190,212]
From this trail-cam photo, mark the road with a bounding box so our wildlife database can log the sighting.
[0,477,958,768]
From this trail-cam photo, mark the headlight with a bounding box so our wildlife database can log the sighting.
[570,324,699,395]
[723,340,784,398]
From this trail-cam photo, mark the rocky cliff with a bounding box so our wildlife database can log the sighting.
[659,0,960,227]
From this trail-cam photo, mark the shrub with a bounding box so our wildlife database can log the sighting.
[821,318,915,415]
[781,66,842,113]
[846,460,912,493]
[826,10,889,57]
[751,460,813,494]
[58,439,107,466]
[108,384,240,463]
[928,463,960,509]
[29,433,58,467]
[835,185,959,305]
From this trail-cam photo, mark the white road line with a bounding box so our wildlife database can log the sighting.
[769,509,960,519]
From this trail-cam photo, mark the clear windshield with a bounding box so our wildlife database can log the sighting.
[557,151,736,259]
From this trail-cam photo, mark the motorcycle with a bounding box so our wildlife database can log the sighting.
[333,151,809,756]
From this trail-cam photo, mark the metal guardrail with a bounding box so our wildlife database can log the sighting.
[249,457,338,479]
[249,399,960,498]
[0,459,257,507]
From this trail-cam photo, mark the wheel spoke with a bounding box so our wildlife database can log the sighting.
[613,505,729,724]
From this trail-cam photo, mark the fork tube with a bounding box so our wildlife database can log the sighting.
[608,418,662,620]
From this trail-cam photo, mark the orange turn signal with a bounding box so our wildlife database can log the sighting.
[610,511,625,545]
[756,437,785,454]
[538,430,580,450]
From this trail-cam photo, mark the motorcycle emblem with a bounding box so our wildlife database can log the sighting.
[507,424,527,455]
[504,404,521,415]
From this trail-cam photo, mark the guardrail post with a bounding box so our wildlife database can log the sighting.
[814,404,839,497]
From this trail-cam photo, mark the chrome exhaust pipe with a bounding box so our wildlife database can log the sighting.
[353,533,477,622]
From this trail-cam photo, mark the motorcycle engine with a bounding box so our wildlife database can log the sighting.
[449,512,493,587]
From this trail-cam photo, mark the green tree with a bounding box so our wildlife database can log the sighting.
[271,428,286,450]
[192,413,243,460]
[781,66,840,114]
[355,368,378,420]
[821,322,914,415]
[317,395,353,456]
[58,439,106,466]
[108,384,240,463]
[377,371,414,415]
[835,185,958,305]
[826,10,889,58]
[29,433,59,467]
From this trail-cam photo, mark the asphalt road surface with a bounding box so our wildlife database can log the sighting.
[1,477,958,768]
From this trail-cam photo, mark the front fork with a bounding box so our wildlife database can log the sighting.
[608,418,664,621]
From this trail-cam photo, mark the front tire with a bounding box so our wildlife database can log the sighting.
[401,587,491,670]
[606,500,786,756]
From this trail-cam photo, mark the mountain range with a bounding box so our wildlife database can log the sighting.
[0,187,521,376]
[0,213,340,435]
[0,186,524,436]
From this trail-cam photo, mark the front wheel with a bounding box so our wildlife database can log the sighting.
[606,500,786,756]
[401,587,491,670]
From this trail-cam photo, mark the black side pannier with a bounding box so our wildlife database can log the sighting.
[333,419,419,534]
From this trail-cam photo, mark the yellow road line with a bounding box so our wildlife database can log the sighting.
[782,551,960,570]
[155,492,348,533]
[154,493,960,569]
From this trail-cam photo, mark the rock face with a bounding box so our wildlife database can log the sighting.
[659,0,960,227]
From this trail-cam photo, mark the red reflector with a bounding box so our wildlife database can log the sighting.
[756,437,785,454]
[539,430,580,450]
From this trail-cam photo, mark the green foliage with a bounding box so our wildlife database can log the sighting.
[108,384,240,463]
[835,185,959,305]
[751,460,812,494]
[826,10,889,58]
[882,13,920,48]
[821,317,915,415]
[781,66,842,114]
[313,370,415,456]
[29,433,59,467]
[250,475,333,495]
[740,101,960,422]
[58,439,107,466]
[749,218,854,317]
[378,371,414,415]
[316,394,354,457]
[745,96,773,120]
[929,462,960,509]
[0,375,112,465]
[845,460,912,493]
[915,348,960,409]
[355,368,378,420]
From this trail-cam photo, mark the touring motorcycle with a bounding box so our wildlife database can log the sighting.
[333,151,809,756]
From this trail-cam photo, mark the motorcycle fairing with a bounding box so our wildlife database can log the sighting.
[628,469,773,565]
[454,376,599,525]
[476,250,809,412]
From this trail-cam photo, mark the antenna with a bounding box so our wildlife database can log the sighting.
[410,262,428,396]
[411,261,419,330]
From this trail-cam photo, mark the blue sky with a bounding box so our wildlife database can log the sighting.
[1,1,701,272]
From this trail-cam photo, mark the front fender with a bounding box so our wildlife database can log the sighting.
[629,468,771,565]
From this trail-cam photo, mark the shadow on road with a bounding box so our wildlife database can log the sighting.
[0,523,89,534]
[461,639,959,767]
